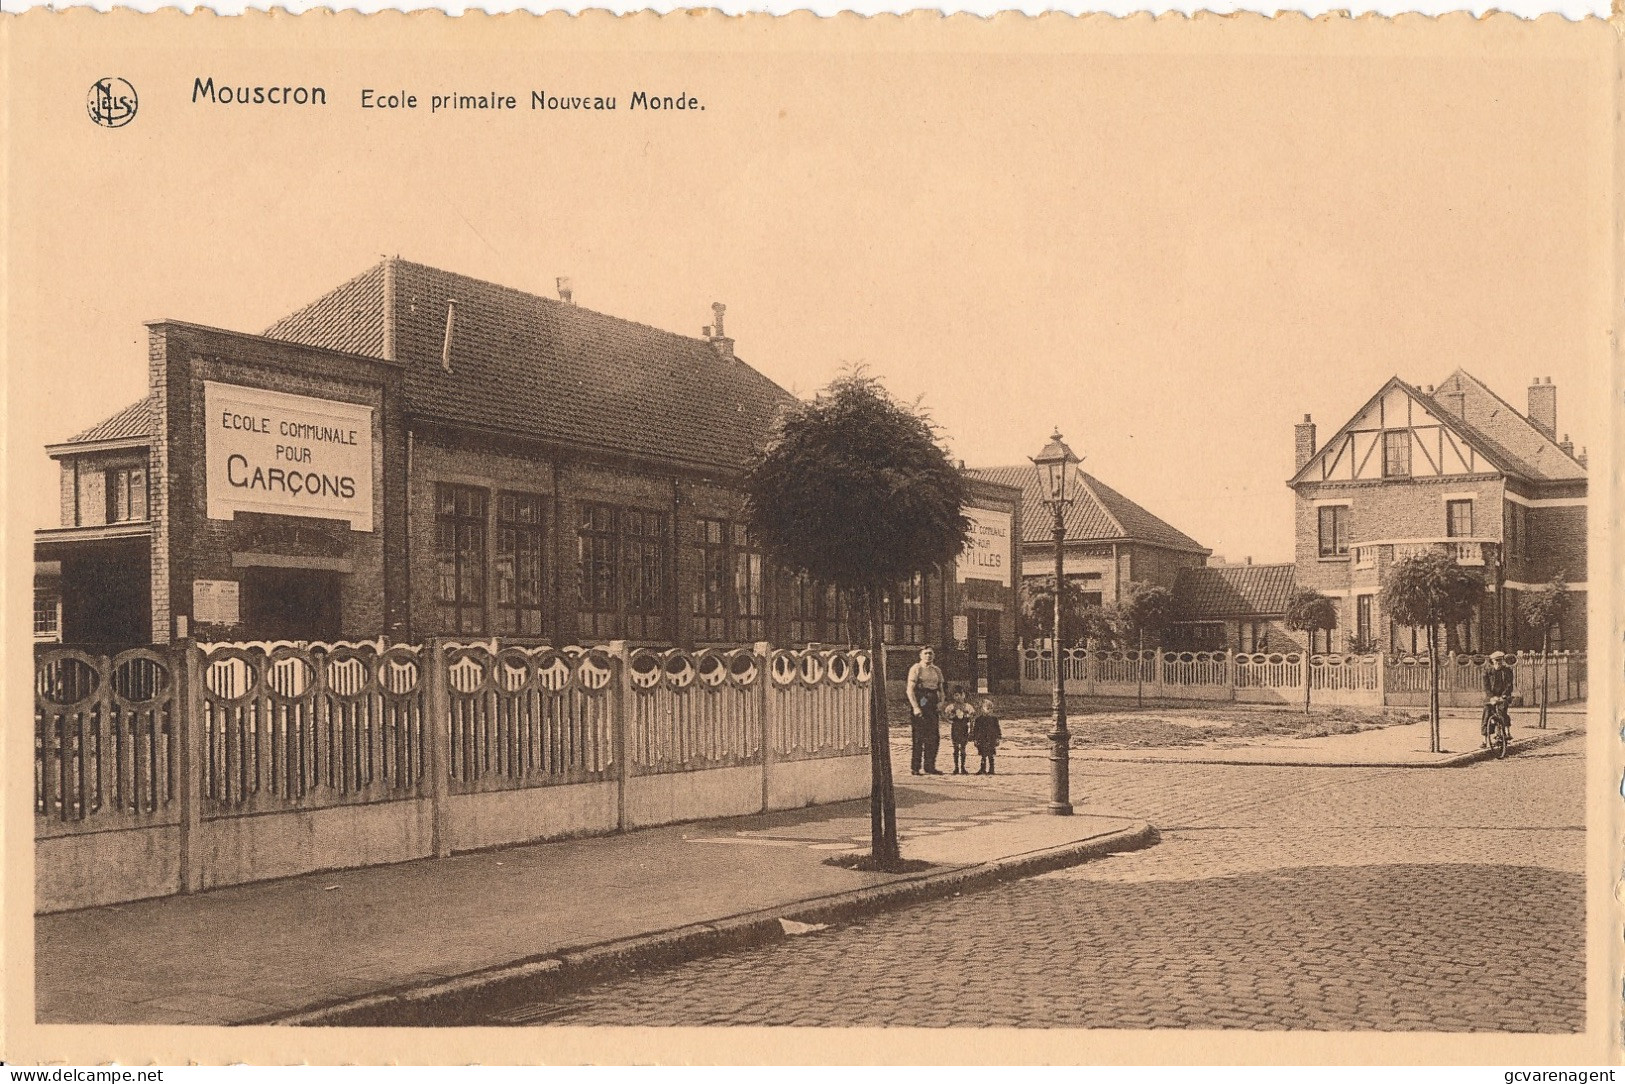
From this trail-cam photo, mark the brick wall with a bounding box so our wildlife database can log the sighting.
[149,323,402,642]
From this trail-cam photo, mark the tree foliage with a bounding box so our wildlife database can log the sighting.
[743,371,971,596]
[1118,582,1174,646]
[1019,576,1122,645]
[1519,576,1570,642]
[1378,551,1485,632]
[1283,590,1339,640]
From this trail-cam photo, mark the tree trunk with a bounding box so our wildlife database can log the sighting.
[1136,628,1144,709]
[1303,632,1313,715]
[1427,625,1441,753]
[1540,631,1550,730]
[864,587,900,863]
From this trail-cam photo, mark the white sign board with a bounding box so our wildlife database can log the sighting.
[204,382,375,531]
[952,614,970,643]
[956,506,1012,586]
[193,579,241,626]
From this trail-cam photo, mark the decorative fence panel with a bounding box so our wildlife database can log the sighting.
[199,641,428,816]
[769,648,871,760]
[1018,642,1585,710]
[444,643,615,792]
[35,647,179,837]
[29,635,859,912]
[630,648,762,773]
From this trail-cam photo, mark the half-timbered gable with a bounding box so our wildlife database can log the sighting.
[1289,369,1586,655]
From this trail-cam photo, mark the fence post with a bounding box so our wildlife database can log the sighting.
[423,637,451,859]
[176,639,204,895]
[1224,649,1236,702]
[757,641,774,813]
[610,640,632,833]
[1376,649,1387,708]
[1152,648,1166,701]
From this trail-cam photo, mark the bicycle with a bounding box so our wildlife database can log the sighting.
[1481,694,1512,759]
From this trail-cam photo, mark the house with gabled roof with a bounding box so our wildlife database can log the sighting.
[965,464,1210,616]
[1289,369,1586,655]
[1167,560,1299,653]
[36,258,1025,684]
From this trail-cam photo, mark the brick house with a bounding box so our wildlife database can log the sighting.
[965,464,1210,636]
[1167,560,1299,653]
[1288,370,1587,655]
[35,259,1023,686]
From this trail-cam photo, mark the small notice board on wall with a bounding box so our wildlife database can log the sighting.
[193,579,241,626]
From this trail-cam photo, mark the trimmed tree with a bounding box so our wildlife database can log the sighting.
[1519,575,1570,729]
[1379,550,1486,753]
[1283,589,1338,714]
[743,371,970,867]
[1119,582,1174,707]
[1020,575,1088,646]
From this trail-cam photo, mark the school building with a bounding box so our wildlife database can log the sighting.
[33,258,1023,685]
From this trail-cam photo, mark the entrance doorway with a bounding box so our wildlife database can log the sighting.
[968,610,1001,694]
[241,568,341,642]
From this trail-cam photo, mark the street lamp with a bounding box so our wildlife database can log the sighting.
[1030,428,1080,816]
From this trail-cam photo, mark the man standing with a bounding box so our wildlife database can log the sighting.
[907,646,946,775]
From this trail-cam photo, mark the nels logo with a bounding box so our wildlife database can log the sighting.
[87,77,138,128]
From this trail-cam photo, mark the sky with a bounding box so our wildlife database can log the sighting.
[8,18,1611,566]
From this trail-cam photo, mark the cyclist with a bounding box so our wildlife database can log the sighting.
[1481,651,1515,746]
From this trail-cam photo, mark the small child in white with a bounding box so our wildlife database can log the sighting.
[972,698,1002,775]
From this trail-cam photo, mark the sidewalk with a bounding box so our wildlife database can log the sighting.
[1011,709,1584,768]
[35,777,1148,1027]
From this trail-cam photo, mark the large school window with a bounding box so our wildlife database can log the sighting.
[578,503,670,641]
[435,484,487,634]
[495,492,546,636]
[1355,595,1373,650]
[694,519,767,643]
[883,573,926,645]
[784,573,854,645]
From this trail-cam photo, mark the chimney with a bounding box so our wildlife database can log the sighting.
[1528,376,1556,440]
[1578,446,1588,469]
[556,277,574,305]
[440,299,458,373]
[1244,556,1253,566]
[706,301,734,362]
[1558,433,1574,458]
[1294,414,1317,472]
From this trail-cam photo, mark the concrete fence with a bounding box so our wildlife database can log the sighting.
[35,639,872,914]
[1019,645,1586,710]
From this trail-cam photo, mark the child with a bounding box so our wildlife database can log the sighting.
[972,698,1002,775]
[945,686,975,774]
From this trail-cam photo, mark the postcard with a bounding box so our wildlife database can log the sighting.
[2,9,1616,1067]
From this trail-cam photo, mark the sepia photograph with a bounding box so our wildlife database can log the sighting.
[2,10,1615,1067]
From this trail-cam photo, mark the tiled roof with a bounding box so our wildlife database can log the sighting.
[265,259,797,474]
[264,262,388,358]
[65,396,155,444]
[966,465,1208,553]
[1421,370,1586,483]
[1171,563,1297,620]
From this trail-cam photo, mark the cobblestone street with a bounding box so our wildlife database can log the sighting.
[495,739,1585,1030]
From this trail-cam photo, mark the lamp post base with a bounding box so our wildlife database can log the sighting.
[1048,801,1075,816]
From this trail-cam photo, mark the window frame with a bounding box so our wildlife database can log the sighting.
[1445,499,1473,539]
[435,483,488,635]
[1317,505,1350,558]
[105,464,148,524]
[1381,430,1412,479]
[494,491,546,637]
